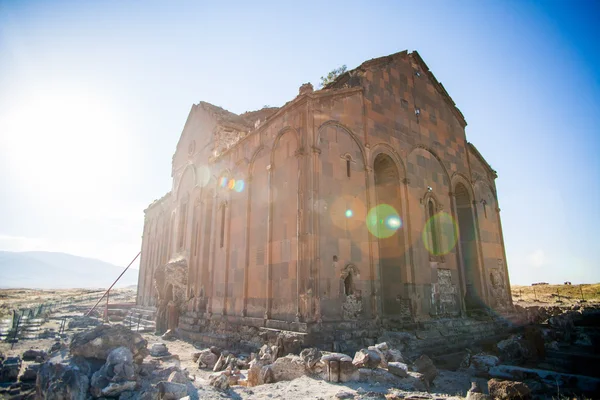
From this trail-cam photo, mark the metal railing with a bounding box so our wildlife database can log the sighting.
[85,252,141,319]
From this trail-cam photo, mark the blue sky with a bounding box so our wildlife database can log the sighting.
[0,0,598,284]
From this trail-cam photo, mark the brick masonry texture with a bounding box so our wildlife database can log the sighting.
[137,50,512,330]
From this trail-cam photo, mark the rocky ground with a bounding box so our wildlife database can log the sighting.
[0,292,599,399]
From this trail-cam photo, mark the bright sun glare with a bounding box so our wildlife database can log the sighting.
[1,84,135,214]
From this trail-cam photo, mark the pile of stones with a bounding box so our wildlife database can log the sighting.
[30,324,194,400]
[195,340,438,393]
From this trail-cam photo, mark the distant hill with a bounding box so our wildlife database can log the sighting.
[0,251,139,289]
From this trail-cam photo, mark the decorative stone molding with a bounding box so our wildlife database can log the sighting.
[429,254,446,263]
[294,148,306,157]
[311,146,321,155]
[153,257,188,333]
[340,263,360,279]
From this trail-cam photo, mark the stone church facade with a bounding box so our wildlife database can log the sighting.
[136,51,512,337]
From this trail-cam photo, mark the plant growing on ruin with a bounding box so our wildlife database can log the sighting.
[319,65,347,88]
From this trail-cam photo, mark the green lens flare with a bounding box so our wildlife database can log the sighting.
[422,211,458,255]
[366,204,402,239]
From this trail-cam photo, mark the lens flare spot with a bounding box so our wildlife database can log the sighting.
[422,211,458,256]
[234,179,245,193]
[227,179,236,190]
[366,204,402,238]
[197,165,211,187]
[386,215,401,229]
[219,177,228,188]
[330,195,366,231]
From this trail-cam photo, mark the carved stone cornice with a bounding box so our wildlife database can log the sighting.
[294,148,306,157]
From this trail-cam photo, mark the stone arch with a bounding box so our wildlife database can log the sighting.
[373,153,407,315]
[409,144,451,185]
[454,182,484,312]
[340,263,360,294]
[270,127,300,167]
[249,146,268,177]
[369,142,407,179]
[245,144,270,318]
[316,120,367,168]
[316,120,371,320]
[421,190,443,209]
[340,263,362,319]
[450,172,475,201]
[269,127,299,320]
[215,168,233,196]
[175,164,196,198]
[234,157,250,174]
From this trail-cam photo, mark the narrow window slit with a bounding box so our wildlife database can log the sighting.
[219,205,226,248]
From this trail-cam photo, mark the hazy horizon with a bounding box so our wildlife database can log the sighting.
[1,0,599,285]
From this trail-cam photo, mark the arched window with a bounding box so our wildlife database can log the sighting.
[346,156,351,178]
[481,200,488,219]
[344,274,353,296]
[428,199,440,255]
[219,204,226,248]
[178,200,188,250]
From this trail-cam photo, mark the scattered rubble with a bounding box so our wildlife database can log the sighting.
[157,380,188,399]
[150,342,170,357]
[0,356,21,383]
[468,353,500,374]
[387,361,408,378]
[352,348,382,369]
[196,348,219,369]
[465,381,490,400]
[90,346,137,397]
[1,298,599,399]
[67,315,102,330]
[412,354,438,383]
[22,348,47,361]
[70,324,149,363]
[488,378,531,400]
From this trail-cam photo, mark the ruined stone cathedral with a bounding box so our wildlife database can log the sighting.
[137,51,512,344]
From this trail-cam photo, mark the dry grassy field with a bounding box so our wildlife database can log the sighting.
[511,283,600,307]
[0,287,136,319]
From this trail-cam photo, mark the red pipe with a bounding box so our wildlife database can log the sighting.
[86,251,141,317]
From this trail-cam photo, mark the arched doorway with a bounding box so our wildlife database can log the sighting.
[373,154,406,315]
[454,183,484,312]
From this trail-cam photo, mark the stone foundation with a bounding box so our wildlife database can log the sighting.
[176,310,516,358]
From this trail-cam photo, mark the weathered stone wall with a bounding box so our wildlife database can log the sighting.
[469,146,511,309]
[136,50,513,330]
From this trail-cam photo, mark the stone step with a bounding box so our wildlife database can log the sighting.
[178,330,231,348]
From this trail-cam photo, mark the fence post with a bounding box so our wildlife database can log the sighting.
[104,290,110,323]
[580,285,586,302]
